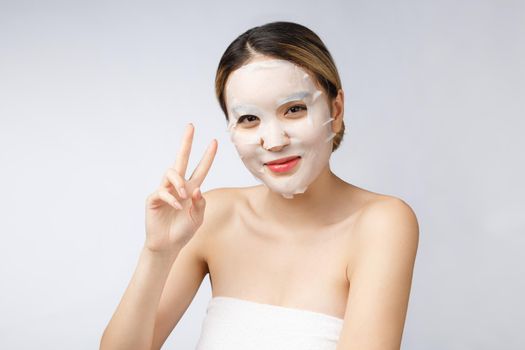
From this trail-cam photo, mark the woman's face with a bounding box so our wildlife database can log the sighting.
[225,57,336,199]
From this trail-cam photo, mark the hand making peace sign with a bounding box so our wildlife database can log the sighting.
[144,123,218,253]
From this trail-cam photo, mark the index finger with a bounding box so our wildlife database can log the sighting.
[172,123,194,178]
[188,139,218,187]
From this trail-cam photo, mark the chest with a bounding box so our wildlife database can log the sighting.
[206,216,356,319]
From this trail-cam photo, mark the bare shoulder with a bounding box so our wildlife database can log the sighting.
[200,185,258,217]
[348,193,420,277]
[356,194,419,233]
[200,187,239,217]
[354,194,419,245]
[190,186,247,261]
[196,186,243,236]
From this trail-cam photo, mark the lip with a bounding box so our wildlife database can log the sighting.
[264,155,301,165]
[264,156,301,173]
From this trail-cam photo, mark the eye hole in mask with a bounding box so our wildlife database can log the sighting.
[236,104,308,129]
[236,114,259,128]
[284,104,307,117]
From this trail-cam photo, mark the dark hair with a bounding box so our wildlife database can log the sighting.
[215,21,345,152]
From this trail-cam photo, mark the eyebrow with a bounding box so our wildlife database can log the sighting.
[230,91,312,116]
[276,91,311,106]
[231,104,261,117]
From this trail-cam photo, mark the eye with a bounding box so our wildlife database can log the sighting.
[285,104,307,116]
[237,114,260,126]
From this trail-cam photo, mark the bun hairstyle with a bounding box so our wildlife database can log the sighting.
[215,21,346,152]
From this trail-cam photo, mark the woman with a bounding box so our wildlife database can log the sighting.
[100,21,419,350]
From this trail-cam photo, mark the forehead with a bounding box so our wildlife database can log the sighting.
[225,59,318,110]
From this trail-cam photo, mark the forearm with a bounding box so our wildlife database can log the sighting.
[100,245,181,350]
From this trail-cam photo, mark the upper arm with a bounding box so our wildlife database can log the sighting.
[150,188,230,350]
[337,197,419,350]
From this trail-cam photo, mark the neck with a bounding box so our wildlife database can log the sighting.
[260,163,343,225]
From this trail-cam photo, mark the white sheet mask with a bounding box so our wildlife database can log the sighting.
[225,58,337,199]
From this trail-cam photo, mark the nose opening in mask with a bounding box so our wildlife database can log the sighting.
[258,125,289,151]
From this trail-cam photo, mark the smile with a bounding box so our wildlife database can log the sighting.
[264,156,301,173]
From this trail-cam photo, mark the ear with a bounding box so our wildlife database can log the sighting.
[331,89,345,134]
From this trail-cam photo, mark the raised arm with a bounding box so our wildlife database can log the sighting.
[100,123,218,350]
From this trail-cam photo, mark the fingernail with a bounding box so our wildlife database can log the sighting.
[179,187,187,198]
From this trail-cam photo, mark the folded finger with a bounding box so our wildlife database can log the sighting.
[164,168,188,199]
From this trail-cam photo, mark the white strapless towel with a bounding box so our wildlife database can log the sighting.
[195,296,344,350]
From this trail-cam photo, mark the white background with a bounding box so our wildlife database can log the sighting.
[1,0,524,349]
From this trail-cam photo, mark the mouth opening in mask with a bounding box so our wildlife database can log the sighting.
[264,156,302,174]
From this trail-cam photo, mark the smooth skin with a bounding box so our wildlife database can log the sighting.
[100,86,419,350]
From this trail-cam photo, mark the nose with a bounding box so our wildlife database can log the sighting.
[260,127,290,151]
